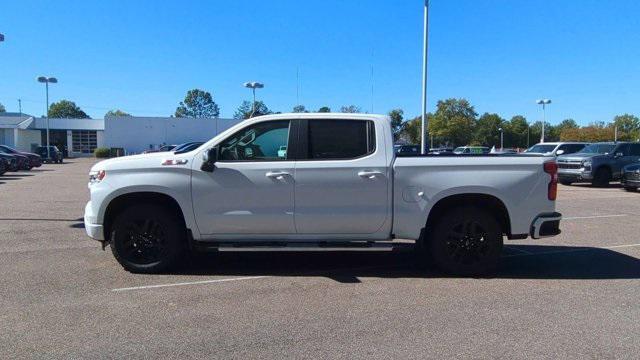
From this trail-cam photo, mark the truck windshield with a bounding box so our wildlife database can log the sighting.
[580,144,615,154]
[526,144,556,154]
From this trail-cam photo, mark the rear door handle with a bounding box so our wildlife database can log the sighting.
[358,170,383,179]
[266,171,290,180]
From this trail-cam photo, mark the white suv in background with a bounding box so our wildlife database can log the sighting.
[525,142,588,157]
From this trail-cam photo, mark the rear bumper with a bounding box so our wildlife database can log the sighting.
[530,212,562,239]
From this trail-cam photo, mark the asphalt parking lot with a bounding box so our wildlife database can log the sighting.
[1,158,639,359]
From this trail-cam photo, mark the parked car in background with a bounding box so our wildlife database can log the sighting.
[0,153,19,171]
[0,157,8,175]
[557,142,640,186]
[143,145,177,154]
[453,146,490,154]
[621,161,640,191]
[429,147,454,155]
[0,149,30,170]
[35,146,63,164]
[396,144,420,156]
[173,142,205,154]
[524,142,588,157]
[0,145,42,168]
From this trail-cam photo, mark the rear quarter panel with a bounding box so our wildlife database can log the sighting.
[392,155,555,239]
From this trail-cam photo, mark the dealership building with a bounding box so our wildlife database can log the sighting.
[0,113,241,156]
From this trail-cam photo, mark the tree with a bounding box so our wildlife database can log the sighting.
[428,98,477,146]
[0,102,5,113]
[340,105,361,113]
[506,115,529,148]
[48,100,90,118]
[174,89,220,118]
[388,109,404,140]
[317,106,331,113]
[612,114,640,140]
[104,109,131,118]
[292,105,308,113]
[234,101,272,120]
[473,113,504,147]
[397,116,422,145]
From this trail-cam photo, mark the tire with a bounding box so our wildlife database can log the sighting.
[428,206,503,276]
[624,187,637,192]
[592,167,611,187]
[560,180,573,186]
[110,204,186,273]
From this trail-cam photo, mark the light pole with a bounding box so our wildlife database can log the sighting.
[420,0,430,154]
[536,99,551,143]
[0,33,4,42]
[498,127,504,150]
[37,76,58,159]
[243,81,264,118]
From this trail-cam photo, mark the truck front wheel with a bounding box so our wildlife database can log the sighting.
[110,204,185,273]
[428,206,503,276]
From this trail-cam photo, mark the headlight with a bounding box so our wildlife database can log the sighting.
[89,170,106,184]
[582,160,591,168]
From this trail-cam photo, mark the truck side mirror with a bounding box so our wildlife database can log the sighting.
[201,147,218,172]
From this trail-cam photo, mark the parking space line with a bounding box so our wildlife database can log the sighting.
[504,246,533,254]
[112,276,270,292]
[563,214,628,220]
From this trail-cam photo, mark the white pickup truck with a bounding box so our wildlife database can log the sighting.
[85,113,561,275]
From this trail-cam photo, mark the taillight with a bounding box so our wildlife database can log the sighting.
[544,161,558,200]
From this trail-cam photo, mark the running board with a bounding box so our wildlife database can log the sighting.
[192,241,410,252]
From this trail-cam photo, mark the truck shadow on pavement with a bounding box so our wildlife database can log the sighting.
[173,244,640,282]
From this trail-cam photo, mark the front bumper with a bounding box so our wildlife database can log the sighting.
[84,201,104,241]
[530,212,562,239]
[558,168,592,182]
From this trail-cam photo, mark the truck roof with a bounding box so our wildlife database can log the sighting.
[250,112,390,122]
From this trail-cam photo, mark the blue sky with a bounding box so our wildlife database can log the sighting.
[0,0,638,124]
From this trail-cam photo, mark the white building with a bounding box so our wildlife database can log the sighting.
[0,113,241,156]
[104,116,240,154]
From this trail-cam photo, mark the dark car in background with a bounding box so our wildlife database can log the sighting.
[35,146,63,163]
[0,145,42,168]
[173,142,205,154]
[0,153,19,171]
[557,142,640,186]
[0,149,30,170]
[621,162,640,191]
[395,144,420,156]
[0,157,8,175]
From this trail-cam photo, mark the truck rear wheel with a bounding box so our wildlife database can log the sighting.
[428,206,503,276]
[110,204,185,273]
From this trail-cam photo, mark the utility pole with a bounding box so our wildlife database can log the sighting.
[18,99,22,116]
[420,0,430,154]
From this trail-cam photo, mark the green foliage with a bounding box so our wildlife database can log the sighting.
[94,147,111,158]
[292,105,308,113]
[612,114,640,139]
[340,105,361,113]
[104,109,131,118]
[48,100,90,118]
[317,106,331,113]
[473,113,504,147]
[429,98,477,146]
[234,101,272,119]
[175,89,220,118]
[388,109,404,139]
[0,102,5,113]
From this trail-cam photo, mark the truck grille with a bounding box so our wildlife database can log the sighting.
[558,162,582,169]
[624,172,640,180]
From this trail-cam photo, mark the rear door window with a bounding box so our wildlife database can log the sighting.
[629,144,640,156]
[305,120,375,160]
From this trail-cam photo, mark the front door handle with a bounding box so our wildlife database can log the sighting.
[266,171,290,180]
[358,170,383,179]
